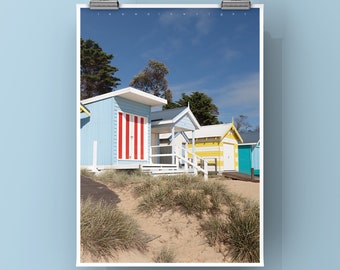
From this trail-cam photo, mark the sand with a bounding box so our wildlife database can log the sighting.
[81,177,259,264]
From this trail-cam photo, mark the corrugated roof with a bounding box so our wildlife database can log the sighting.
[151,107,187,122]
[239,130,259,144]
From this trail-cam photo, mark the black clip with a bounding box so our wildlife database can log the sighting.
[89,0,119,10]
[221,0,251,10]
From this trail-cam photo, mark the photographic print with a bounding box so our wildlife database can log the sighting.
[77,3,263,267]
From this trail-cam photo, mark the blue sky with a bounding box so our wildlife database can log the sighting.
[81,7,261,128]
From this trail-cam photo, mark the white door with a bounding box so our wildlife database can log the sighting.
[223,144,234,171]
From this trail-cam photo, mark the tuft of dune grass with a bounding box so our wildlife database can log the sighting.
[81,169,152,188]
[201,200,260,263]
[81,197,148,258]
[154,246,176,263]
[224,201,260,263]
[135,174,235,216]
[81,170,260,262]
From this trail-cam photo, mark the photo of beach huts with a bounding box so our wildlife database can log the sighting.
[77,4,263,266]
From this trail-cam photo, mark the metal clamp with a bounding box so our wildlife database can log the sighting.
[221,0,251,10]
[89,0,119,10]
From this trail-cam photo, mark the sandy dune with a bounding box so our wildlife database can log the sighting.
[81,177,259,264]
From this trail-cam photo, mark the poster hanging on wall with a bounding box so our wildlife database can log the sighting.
[77,2,263,267]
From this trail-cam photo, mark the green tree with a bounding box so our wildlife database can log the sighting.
[176,91,220,126]
[81,38,120,100]
[163,89,178,109]
[129,60,173,104]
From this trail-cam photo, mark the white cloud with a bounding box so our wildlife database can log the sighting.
[168,72,260,125]
[170,75,215,100]
[214,72,259,109]
[208,73,260,123]
[223,48,241,61]
[158,10,213,45]
[194,14,212,36]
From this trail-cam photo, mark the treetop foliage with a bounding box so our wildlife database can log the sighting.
[160,90,221,125]
[129,60,171,99]
[81,38,120,100]
[129,60,220,125]
[176,91,221,126]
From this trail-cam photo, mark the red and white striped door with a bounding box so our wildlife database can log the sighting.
[117,112,146,160]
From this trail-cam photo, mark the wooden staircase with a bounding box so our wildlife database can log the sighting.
[145,145,208,180]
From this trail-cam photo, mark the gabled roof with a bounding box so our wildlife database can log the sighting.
[81,87,167,107]
[192,123,232,138]
[151,107,187,122]
[151,106,200,132]
[186,123,243,142]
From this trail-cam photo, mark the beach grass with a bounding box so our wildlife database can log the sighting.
[81,197,148,258]
[153,246,176,263]
[80,170,259,262]
[200,200,260,263]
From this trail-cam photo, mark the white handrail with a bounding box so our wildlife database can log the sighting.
[175,145,208,181]
[149,145,208,180]
[175,153,208,181]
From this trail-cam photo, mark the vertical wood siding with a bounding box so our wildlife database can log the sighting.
[117,111,147,161]
[80,96,152,167]
[113,97,150,165]
[176,115,196,130]
[80,98,113,166]
[252,145,260,175]
[238,144,260,175]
